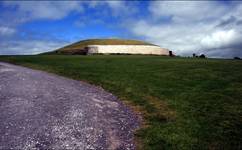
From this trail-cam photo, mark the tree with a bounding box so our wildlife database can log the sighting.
[234,57,241,60]
[199,54,206,58]
[169,51,174,57]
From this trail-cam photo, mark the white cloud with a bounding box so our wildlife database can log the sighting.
[0,40,68,55]
[130,20,211,53]
[3,1,84,21]
[2,0,135,26]
[200,29,240,49]
[149,1,228,22]
[106,1,124,9]
[0,26,16,36]
[88,1,137,17]
[128,1,242,58]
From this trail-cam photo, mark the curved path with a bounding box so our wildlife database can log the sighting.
[0,62,139,149]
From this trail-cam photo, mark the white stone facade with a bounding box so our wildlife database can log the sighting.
[86,45,170,55]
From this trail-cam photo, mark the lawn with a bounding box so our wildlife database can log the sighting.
[0,55,242,149]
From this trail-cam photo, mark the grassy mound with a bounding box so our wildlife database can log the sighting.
[44,38,156,55]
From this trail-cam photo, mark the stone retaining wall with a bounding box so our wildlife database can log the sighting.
[86,45,169,55]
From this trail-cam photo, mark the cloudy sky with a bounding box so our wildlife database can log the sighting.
[0,1,242,58]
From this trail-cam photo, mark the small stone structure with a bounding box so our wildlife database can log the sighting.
[85,45,170,55]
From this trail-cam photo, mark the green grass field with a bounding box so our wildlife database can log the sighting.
[0,55,242,149]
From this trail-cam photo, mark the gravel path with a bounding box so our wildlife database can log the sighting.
[0,62,140,150]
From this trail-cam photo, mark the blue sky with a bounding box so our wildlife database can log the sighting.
[0,1,242,58]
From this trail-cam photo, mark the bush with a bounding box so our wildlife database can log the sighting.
[234,57,241,60]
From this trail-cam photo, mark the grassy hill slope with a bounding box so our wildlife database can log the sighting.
[0,55,241,150]
[44,39,156,55]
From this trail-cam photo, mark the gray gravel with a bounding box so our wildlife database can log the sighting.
[0,62,140,150]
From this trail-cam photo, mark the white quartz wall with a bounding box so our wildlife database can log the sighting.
[87,45,169,55]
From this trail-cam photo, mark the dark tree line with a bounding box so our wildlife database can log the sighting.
[193,53,206,58]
